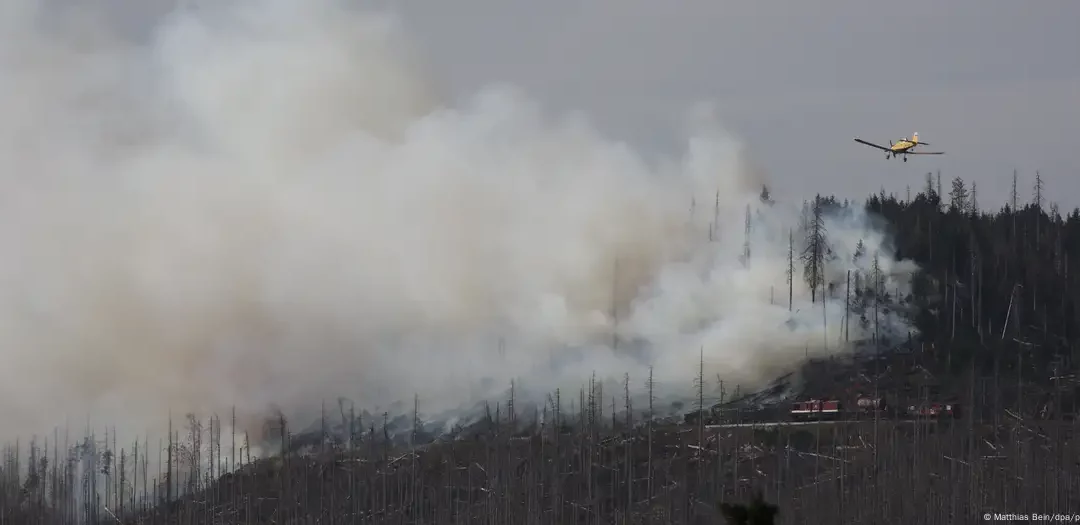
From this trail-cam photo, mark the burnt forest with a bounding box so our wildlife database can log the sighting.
[2,171,1080,524]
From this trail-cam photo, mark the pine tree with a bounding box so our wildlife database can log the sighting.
[1011,170,1019,211]
[1035,171,1045,246]
[948,176,969,213]
[786,229,795,311]
[1011,169,1019,241]
[802,196,828,303]
[936,170,943,206]
[969,181,979,216]
[870,251,883,345]
[1034,171,1044,210]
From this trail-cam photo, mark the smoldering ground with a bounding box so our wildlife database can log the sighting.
[0,0,918,453]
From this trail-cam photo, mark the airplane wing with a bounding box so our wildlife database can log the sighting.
[853,138,891,151]
[906,151,945,155]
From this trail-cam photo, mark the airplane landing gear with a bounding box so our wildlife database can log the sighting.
[903,156,908,162]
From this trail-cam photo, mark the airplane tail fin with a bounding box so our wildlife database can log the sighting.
[912,132,919,144]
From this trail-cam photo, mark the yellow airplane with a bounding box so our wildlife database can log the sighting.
[853,132,944,162]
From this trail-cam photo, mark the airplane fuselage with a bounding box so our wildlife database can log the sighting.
[885,139,918,160]
[890,140,915,152]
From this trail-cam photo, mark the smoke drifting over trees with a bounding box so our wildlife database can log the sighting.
[0,0,916,452]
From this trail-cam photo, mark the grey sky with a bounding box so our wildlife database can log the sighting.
[68,0,1080,208]
[377,0,1080,210]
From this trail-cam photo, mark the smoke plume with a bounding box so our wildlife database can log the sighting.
[0,0,917,447]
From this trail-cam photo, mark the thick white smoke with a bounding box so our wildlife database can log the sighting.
[0,0,917,450]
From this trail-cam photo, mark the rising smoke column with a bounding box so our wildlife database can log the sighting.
[0,0,918,450]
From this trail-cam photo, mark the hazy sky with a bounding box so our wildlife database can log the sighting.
[372,0,1080,210]
[63,0,1080,208]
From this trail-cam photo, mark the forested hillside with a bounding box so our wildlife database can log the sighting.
[2,172,1078,524]
[863,171,1078,412]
